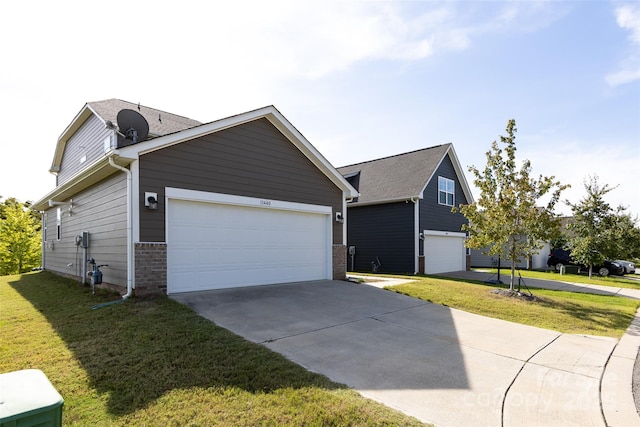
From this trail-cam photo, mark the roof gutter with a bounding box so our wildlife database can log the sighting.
[346,196,422,208]
[107,155,134,301]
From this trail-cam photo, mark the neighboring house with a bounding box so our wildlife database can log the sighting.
[337,144,473,274]
[470,216,573,270]
[470,244,548,270]
[33,99,357,296]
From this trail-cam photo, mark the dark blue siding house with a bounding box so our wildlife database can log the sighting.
[338,143,473,274]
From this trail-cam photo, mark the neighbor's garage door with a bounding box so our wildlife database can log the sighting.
[167,198,330,293]
[423,231,466,274]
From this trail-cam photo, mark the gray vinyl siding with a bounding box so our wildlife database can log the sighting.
[57,115,111,186]
[471,245,529,269]
[138,118,344,243]
[470,248,501,268]
[346,202,415,273]
[419,154,469,256]
[42,173,128,287]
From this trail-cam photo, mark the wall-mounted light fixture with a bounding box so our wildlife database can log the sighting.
[335,212,344,223]
[419,232,424,240]
[145,192,158,210]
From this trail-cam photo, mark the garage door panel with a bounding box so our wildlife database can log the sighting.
[424,233,466,275]
[167,199,329,293]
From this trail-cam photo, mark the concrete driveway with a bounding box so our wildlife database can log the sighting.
[171,280,624,426]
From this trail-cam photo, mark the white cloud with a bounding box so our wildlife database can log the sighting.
[518,139,640,219]
[606,3,640,87]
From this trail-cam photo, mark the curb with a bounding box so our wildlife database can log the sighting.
[601,307,640,426]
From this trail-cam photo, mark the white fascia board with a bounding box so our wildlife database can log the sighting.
[118,106,359,200]
[34,152,134,211]
[119,106,274,159]
[50,104,95,173]
[419,146,447,200]
[446,144,474,204]
[165,187,332,215]
[345,196,422,208]
[264,108,359,199]
[418,144,474,204]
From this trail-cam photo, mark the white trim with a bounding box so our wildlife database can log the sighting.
[118,106,358,199]
[345,197,422,208]
[165,187,332,215]
[165,190,333,292]
[423,230,467,238]
[446,144,474,205]
[342,194,348,246]
[437,176,455,207]
[418,144,474,205]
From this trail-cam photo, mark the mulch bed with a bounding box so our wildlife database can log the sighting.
[492,288,544,302]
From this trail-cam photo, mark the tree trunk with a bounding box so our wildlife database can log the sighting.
[510,261,516,291]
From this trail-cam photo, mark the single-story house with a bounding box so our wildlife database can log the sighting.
[337,143,473,274]
[470,245,548,270]
[33,99,358,296]
[470,216,574,270]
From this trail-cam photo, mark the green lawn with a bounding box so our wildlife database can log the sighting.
[0,272,426,426]
[387,276,639,338]
[474,268,640,289]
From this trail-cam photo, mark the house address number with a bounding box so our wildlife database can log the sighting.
[260,200,272,206]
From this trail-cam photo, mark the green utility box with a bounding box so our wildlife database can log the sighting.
[0,369,63,427]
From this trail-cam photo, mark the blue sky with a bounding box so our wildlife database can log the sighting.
[1,0,638,218]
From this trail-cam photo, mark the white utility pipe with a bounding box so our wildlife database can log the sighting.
[108,156,134,300]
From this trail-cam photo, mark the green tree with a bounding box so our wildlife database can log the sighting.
[566,175,638,277]
[455,119,569,290]
[0,198,41,275]
[613,213,640,260]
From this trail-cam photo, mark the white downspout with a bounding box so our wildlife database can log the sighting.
[40,212,45,270]
[108,156,134,300]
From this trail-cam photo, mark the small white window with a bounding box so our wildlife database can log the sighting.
[438,176,455,206]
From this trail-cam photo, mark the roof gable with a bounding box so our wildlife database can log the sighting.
[35,101,357,210]
[117,105,358,199]
[337,143,473,205]
[88,99,202,138]
[49,99,201,174]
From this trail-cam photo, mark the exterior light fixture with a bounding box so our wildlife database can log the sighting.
[145,192,158,210]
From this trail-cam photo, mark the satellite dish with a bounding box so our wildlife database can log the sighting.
[116,109,149,143]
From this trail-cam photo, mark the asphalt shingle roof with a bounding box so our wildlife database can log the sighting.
[88,99,202,138]
[337,143,452,205]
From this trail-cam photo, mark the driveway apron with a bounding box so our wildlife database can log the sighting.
[171,280,618,427]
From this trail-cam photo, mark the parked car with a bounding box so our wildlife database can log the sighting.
[614,260,636,274]
[547,249,625,276]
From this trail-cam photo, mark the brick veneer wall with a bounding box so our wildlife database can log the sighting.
[135,243,167,296]
[332,244,346,280]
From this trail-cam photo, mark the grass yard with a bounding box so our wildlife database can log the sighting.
[0,272,426,426]
[475,268,640,289]
[387,276,640,338]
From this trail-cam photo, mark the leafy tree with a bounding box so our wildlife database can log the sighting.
[0,198,41,275]
[612,213,640,260]
[566,175,638,277]
[455,119,569,290]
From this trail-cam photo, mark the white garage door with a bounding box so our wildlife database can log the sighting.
[423,231,466,274]
[167,193,331,294]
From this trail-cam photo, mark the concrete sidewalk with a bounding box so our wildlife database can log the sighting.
[439,269,640,299]
[171,278,639,426]
[422,270,640,426]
